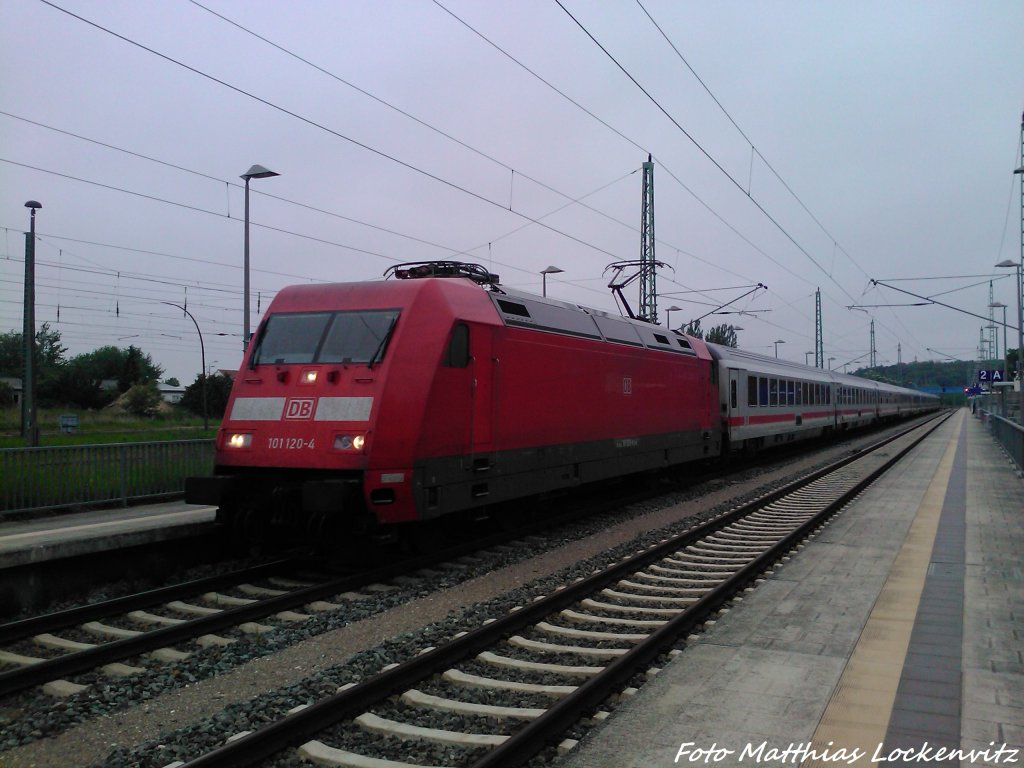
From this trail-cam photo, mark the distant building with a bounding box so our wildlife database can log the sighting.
[0,377,22,406]
[158,384,185,404]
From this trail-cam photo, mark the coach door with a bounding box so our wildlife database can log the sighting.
[728,369,741,419]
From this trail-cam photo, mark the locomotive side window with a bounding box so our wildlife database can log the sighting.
[747,376,757,407]
[443,323,470,368]
[497,300,531,318]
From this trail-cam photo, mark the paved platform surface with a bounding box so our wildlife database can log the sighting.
[0,500,216,569]
[562,409,1023,768]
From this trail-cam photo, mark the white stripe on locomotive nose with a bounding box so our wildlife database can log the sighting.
[230,397,285,421]
[315,396,373,421]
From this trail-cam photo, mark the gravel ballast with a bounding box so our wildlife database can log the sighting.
[0,428,910,768]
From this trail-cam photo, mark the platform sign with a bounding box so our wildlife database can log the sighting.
[977,369,1005,382]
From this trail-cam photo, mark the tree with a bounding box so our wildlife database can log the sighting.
[0,380,15,407]
[123,382,162,417]
[0,323,67,377]
[38,364,107,409]
[706,324,739,347]
[180,373,234,420]
[71,345,163,391]
[119,345,162,392]
[683,319,703,339]
[165,377,180,387]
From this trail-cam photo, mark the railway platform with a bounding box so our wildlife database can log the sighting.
[0,500,216,570]
[563,408,1023,768]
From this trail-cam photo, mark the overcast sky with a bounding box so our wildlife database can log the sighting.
[2,0,1022,384]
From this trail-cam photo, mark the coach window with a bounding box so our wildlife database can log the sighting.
[758,377,768,406]
[747,376,757,407]
[796,381,803,406]
[443,322,470,368]
[787,380,795,406]
[730,379,738,409]
[769,378,778,407]
[826,385,831,405]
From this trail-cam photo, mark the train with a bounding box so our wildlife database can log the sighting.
[186,261,939,546]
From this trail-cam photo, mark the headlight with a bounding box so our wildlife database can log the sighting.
[333,434,365,451]
[300,369,318,384]
[226,433,252,449]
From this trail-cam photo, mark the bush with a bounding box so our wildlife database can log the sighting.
[180,373,234,420]
[123,382,163,418]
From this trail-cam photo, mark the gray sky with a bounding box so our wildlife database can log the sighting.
[2,0,1022,384]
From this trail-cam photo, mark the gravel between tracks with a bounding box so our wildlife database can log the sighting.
[0,432,895,768]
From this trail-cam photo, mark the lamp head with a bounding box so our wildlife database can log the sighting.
[24,200,41,210]
[241,164,280,181]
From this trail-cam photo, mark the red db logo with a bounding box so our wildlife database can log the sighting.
[284,398,315,419]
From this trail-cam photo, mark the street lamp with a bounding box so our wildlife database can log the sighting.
[22,201,41,446]
[828,356,836,370]
[774,339,785,358]
[242,164,280,352]
[664,305,682,329]
[995,258,1023,426]
[163,302,208,430]
[540,265,563,297]
[805,351,813,365]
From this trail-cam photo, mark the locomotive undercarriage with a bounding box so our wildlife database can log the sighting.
[186,468,375,553]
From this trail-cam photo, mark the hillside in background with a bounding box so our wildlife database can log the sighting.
[852,359,993,392]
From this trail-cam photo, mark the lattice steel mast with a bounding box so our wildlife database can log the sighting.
[639,154,657,324]
[814,288,824,368]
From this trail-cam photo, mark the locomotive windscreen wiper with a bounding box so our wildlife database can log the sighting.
[367,317,397,369]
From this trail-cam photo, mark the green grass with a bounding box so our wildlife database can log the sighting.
[0,407,218,448]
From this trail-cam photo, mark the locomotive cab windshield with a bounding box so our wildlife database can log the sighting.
[249,309,399,367]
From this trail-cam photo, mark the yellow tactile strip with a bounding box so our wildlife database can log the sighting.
[802,411,963,767]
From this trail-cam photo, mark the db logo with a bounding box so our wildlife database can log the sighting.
[284,398,316,419]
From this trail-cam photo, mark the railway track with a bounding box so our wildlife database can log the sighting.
[159,413,949,768]
[0,541,524,701]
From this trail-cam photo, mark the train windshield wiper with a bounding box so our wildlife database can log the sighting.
[367,317,397,369]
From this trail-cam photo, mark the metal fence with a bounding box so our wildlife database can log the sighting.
[980,411,1024,476]
[0,439,215,516]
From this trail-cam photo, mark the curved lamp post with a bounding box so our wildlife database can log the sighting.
[163,302,207,430]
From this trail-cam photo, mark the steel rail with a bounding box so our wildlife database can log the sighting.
[470,412,950,768]
[0,474,682,698]
[176,412,949,768]
[0,559,297,645]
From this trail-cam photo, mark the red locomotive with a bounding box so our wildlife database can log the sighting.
[186,261,936,545]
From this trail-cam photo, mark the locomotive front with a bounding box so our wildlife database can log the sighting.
[186,280,426,545]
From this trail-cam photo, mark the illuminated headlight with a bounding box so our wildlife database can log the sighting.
[333,434,365,451]
[226,433,252,449]
[300,369,318,384]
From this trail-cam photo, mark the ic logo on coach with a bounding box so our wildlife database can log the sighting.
[284,398,316,419]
